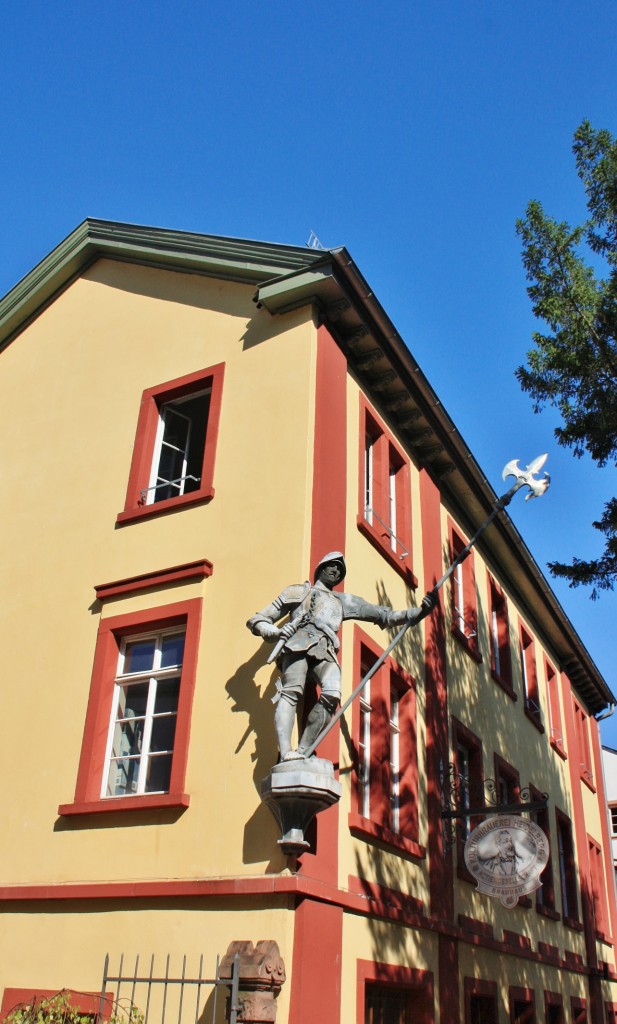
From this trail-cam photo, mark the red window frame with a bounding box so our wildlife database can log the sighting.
[59,595,203,816]
[349,628,422,858]
[357,960,434,1024]
[464,978,498,1024]
[519,624,543,732]
[488,576,513,697]
[529,784,557,917]
[570,997,587,1024]
[555,807,580,927]
[494,753,520,809]
[588,834,611,940]
[117,362,225,524]
[452,717,484,883]
[448,521,479,661]
[358,397,416,585]
[543,991,564,1024]
[545,660,567,759]
[573,699,595,790]
[509,986,535,1024]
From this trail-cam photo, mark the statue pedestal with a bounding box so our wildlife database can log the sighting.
[261,758,342,857]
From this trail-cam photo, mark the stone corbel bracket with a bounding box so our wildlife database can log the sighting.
[219,940,286,1023]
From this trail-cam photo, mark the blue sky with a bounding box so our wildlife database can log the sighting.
[2,2,616,740]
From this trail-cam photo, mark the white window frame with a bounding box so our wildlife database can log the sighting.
[101,626,184,798]
[389,685,401,832]
[145,387,212,505]
[359,679,372,819]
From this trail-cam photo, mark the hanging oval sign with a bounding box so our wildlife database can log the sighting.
[464,815,549,908]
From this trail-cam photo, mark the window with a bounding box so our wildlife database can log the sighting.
[448,523,479,659]
[465,979,497,1024]
[494,754,520,810]
[588,835,610,939]
[555,809,579,925]
[358,399,415,583]
[509,987,535,1024]
[350,629,421,857]
[452,718,484,880]
[358,961,434,1024]
[59,589,204,816]
[102,627,184,798]
[543,992,564,1024]
[118,363,224,523]
[519,625,542,730]
[529,786,555,914]
[545,660,567,758]
[488,578,513,695]
[573,700,595,789]
[570,998,587,1024]
[610,805,617,838]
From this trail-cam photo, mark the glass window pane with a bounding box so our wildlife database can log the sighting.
[150,714,177,752]
[117,681,149,717]
[161,634,185,669]
[123,640,156,675]
[105,756,140,797]
[154,676,181,712]
[161,407,191,450]
[111,716,144,758]
[145,753,173,793]
[158,444,185,483]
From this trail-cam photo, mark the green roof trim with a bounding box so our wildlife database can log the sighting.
[0,219,327,351]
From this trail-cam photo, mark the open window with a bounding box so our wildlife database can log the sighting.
[448,522,479,660]
[488,577,513,696]
[519,624,542,730]
[573,699,595,790]
[545,660,567,758]
[118,363,224,523]
[358,398,415,583]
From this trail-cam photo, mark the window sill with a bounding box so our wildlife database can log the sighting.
[348,812,425,860]
[595,930,613,946]
[581,770,597,793]
[524,706,545,733]
[491,669,517,701]
[536,903,560,920]
[452,627,482,664]
[563,915,584,932]
[550,738,568,760]
[58,793,190,816]
[356,516,417,587]
[117,489,214,525]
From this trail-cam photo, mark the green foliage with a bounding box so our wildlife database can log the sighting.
[516,121,617,595]
[5,991,144,1024]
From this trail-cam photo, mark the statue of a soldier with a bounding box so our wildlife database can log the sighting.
[247,552,435,761]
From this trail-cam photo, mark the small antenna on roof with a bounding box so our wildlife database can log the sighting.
[307,230,325,250]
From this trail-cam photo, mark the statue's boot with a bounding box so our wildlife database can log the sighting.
[274,697,297,760]
[297,701,331,757]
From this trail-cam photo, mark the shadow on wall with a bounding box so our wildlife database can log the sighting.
[225,647,287,872]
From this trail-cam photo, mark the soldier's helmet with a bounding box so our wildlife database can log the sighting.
[313,551,347,582]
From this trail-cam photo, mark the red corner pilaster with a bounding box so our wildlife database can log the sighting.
[590,715,617,966]
[289,898,343,1024]
[419,469,452,918]
[562,675,603,1023]
[300,323,347,888]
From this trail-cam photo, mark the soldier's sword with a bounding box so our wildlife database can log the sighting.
[302,454,550,758]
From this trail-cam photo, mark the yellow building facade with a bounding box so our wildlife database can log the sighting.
[0,221,615,1024]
